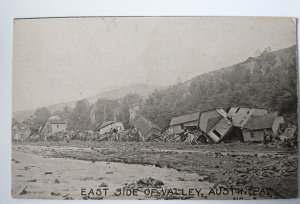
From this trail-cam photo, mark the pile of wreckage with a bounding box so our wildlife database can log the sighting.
[92,129,140,142]
[12,119,42,142]
[166,106,297,145]
[12,106,297,146]
[11,113,162,142]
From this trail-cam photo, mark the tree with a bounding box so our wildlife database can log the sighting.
[117,102,131,129]
[139,46,297,130]
[123,93,143,106]
[31,107,50,127]
[94,98,120,125]
[68,99,92,131]
[61,106,72,119]
[118,93,144,129]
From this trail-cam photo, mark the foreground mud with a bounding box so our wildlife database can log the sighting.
[12,142,298,199]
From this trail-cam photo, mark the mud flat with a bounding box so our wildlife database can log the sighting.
[12,143,296,199]
[12,146,214,200]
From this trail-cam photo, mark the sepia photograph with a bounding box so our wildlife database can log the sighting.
[11,16,298,200]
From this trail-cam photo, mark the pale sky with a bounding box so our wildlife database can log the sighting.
[13,17,296,112]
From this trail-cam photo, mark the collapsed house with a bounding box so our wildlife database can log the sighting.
[12,119,31,142]
[95,121,124,135]
[166,106,287,144]
[227,107,269,127]
[169,112,200,134]
[198,108,234,143]
[40,116,67,139]
[132,115,161,141]
[241,112,285,142]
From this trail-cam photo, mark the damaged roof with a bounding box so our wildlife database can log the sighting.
[227,107,268,127]
[170,112,200,126]
[206,116,223,132]
[243,112,279,130]
[133,115,161,137]
[40,116,67,133]
[199,109,223,133]
[99,121,116,129]
[199,108,233,143]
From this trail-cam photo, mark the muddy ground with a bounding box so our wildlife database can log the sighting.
[12,141,298,200]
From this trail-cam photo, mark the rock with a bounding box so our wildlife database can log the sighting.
[12,159,20,163]
[136,177,164,188]
[154,163,162,168]
[106,171,114,174]
[81,176,93,181]
[99,183,108,187]
[96,177,104,181]
[50,192,61,196]
[203,176,211,181]
[54,179,60,183]
[178,177,185,181]
[18,185,28,195]
[27,179,37,182]
[45,172,53,175]
[63,194,74,200]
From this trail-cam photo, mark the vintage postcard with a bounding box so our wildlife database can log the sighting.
[12,17,298,200]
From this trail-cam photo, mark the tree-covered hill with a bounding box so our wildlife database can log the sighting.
[141,45,298,130]
[16,45,297,132]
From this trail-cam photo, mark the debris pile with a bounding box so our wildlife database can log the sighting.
[123,177,164,189]
[163,133,181,143]
[92,129,140,142]
[47,131,71,141]
[188,130,210,144]
[117,129,140,142]
[163,129,209,144]
[26,133,43,142]
[279,130,298,149]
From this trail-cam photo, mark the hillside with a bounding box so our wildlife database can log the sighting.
[141,45,297,129]
[87,83,156,103]
[13,83,156,122]
[13,45,297,129]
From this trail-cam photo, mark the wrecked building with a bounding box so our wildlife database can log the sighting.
[95,121,124,135]
[132,115,161,142]
[242,112,285,142]
[227,107,269,127]
[169,112,200,134]
[199,108,234,143]
[12,119,31,142]
[40,116,67,139]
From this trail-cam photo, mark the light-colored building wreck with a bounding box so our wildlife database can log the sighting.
[132,115,161,142]
[169,112,200,134]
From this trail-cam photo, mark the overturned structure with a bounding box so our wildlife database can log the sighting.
[169,112,200,134]
[241,112,284,142]
[227,107,269,127]
[95,121,124,135]
[132,115,161,142]
[198,108,234,143]
[12,119,31,142]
